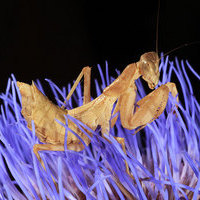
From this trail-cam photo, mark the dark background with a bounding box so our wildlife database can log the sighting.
[0,0,199,97]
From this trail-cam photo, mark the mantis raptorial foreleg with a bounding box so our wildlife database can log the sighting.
[110,82,178,176]
[119,82,178,131]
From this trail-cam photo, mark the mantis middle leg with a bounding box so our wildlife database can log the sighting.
[114,137,130,175]
[110,83,137,176]
[62,66,91,108]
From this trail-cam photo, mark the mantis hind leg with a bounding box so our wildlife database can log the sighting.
[33,143,65,169]
[33,142,85,168]
[62,66,91,108]
[33,142,85,191]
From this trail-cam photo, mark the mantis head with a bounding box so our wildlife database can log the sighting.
[139,52,160,89]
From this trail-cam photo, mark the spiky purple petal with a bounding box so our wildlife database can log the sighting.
[0,57,199,199]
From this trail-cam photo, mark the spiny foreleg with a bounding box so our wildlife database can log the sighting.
[119,82,178,131]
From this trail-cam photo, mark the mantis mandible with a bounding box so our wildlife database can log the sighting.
[17,51,178,174]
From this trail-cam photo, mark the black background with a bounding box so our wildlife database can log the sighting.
[0,0,200,98]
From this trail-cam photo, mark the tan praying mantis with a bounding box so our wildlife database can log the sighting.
[17,51,179,175]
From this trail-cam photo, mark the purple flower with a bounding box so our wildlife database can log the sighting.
[0,56,199,199]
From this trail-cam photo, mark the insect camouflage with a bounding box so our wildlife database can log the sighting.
[16,1,179,177]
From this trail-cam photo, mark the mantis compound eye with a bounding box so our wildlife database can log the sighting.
[139,52,160,89]
[140,52,159,72]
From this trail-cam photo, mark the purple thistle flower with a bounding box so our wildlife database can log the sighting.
[0,56,199,199]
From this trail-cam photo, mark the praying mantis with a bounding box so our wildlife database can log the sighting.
[17,51,178,173]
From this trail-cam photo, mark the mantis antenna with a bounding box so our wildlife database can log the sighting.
[156,0,200,61]
[159,41,200,61]
[156,0,160,54]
